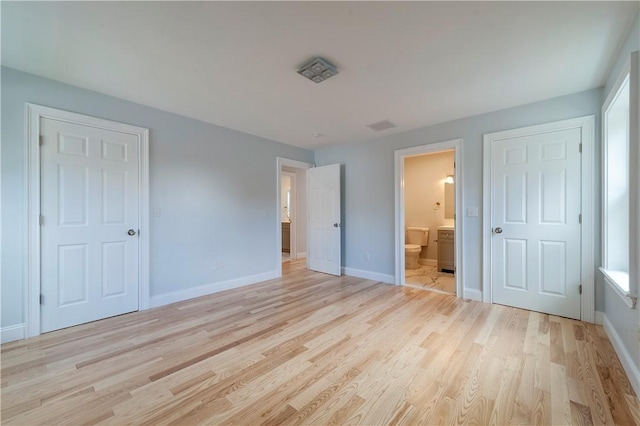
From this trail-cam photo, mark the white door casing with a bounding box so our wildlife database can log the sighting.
[40,118,140,332]
[308,164,341,276]
[483,116,595,322]
[276,157,312,277]
[26,104,149,337]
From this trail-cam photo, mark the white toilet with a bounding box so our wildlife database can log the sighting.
[405,227,429,269]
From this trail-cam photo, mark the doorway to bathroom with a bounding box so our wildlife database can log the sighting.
[394,140,464,297]
[277,158,313,276]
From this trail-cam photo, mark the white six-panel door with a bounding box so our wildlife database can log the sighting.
[40,118,140,332]
[491,128,582,319]
[308,164,341,276]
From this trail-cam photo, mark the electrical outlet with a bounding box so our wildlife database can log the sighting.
[153,207,162,218]
[364,252,370,261]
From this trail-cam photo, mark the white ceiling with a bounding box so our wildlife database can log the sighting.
[2,1,638,149]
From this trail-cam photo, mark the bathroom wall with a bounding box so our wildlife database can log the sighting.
[282,166,307,257]
[404,151,455,262]
[281,175,291,221]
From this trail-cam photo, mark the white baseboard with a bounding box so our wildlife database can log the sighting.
[419,258,437,266]
[463,288,483,301]
[596,310,640,396]
[296,252,306,259]
[1,323,26,344]
[342,267,395,285]
[150,270,279,308]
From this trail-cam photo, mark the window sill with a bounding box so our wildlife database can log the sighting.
[600,268,636,309]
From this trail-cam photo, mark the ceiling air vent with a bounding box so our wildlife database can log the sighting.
[367,120,397,132]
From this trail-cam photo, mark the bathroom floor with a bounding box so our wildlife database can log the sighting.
[405,264,455,295]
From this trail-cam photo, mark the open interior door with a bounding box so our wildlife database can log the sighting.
[308,164,341,275]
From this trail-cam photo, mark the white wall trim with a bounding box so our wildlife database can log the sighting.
[342,267,395,285]
[394,139,465,299]
[276,157,313,277]
[296,251,307,259]
[482,115,595,322]
[25,103,150,338]
[1,323,26,344]
[595,311,640,396]
[150,270,279,308]
[463,288,483,302]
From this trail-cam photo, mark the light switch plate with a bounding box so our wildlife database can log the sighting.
[467,207,479,217]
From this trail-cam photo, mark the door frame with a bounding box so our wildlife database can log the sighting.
[394,139,464,297]
[482,115,595,322]
[276,157,313,277]
[25,103,150,338]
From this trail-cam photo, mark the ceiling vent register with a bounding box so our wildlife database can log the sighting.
[366,120,397,132]
[297,57,339,84]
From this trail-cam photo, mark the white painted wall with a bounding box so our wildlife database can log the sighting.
[0,67,314,331]
[404,151,455,261]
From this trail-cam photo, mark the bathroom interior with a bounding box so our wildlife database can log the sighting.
[281,166,307,263]
[404,150,456,295]
[281,173,293,261]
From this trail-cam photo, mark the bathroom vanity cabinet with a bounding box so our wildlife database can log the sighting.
[282,222,290,253]
[437,229,455,273]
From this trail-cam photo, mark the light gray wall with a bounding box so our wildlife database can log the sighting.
[315,88,602,296]
[601,11,640,372]
[1,67,313,328]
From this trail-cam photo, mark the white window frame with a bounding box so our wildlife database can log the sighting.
[600,52,639,309]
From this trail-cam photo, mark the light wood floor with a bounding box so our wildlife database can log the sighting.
[2,260,639,425]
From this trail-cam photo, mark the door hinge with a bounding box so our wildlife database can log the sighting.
[40,294,44,305]
[39,214,44,226]
[579,284,582,295]
[39,135,43,146]
[579,214,582,224]
[579,143,582,153]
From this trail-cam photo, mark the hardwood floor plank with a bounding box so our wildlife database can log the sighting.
[1,259,637,425]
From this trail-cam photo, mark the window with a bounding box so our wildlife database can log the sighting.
[601,52,638,309]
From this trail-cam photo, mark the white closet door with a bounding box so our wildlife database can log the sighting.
[491,128,582,319]
[40,117,140,332]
